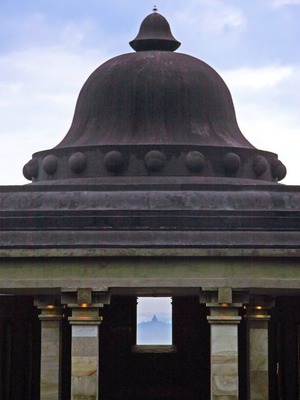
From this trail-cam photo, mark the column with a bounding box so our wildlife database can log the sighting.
[246,297,273,400]
[62,289,110,400]
[202,288,246,400]
[69,307,102,400]
[35,298,63,400]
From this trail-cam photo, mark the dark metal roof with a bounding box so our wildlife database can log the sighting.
[23,12,286,184]
[56,52,252,148]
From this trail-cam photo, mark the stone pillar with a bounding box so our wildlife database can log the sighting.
[202,288,247,400]
[62,289,110,400]
[69,307,102,400]
[246,297,273,400]
[35,298,63,400]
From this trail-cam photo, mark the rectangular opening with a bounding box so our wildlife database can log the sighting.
[136,297,172,345]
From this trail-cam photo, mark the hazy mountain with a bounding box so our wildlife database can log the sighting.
[137,315,172,345]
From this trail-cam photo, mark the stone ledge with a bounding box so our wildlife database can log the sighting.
[0,247,299,258]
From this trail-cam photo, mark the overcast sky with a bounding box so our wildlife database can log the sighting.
[138,297,172,323]
[0,0,299,185]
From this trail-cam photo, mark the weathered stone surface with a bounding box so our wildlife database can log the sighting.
[247,314,270,400]
[1,257,300,295]
[40,315,62,400]
[70,316,100,399]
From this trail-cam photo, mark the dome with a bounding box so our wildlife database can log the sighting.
[23,11,286,184]
[56,51,253,149]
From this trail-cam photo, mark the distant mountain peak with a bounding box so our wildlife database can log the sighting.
[137,314,172,345]
[152,314,158,323]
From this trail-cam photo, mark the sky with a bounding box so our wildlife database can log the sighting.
[137,297,172,344]
[137,297,172,323]
[0,0,299,185]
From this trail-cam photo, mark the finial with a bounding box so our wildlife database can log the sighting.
[153,5,158,13]
[130,12,181,52]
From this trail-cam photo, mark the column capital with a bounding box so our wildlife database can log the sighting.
[38,307,64,321]
[34,296,64,321]
[200,287,249,307]
[247,294,274,309]
[68,307,103,325]
[62,288,109,325]
[245,295,274,322]
[207,314,242,324]
[246,310,271,322]
[61,287,111,308]
[207,305,242,324]
[206,302,243,308]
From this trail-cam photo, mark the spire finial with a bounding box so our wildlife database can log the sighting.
[153,5,158,13]
[130,11,181,52]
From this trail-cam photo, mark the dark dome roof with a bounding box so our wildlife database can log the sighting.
[56,51,253,148]
[23,11,286,184]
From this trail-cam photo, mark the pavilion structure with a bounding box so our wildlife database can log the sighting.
[0,11,299,400]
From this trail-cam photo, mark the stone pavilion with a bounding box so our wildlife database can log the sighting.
[0,10,300,400]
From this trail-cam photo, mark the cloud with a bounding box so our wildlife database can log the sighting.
[173,0,246,35]
[0,45,107,185]
[221,64,300,184]
[222,65,293,91]
[202,8,246,34]
[270,0,300,6]
[0,9,129,185]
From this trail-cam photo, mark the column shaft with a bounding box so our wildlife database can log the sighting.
[69,308,102,400]
[247,310,270,400]
[208,307,241,400]
[39,307,63,400]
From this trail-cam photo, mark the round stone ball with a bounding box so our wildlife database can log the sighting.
[104,150,125,172]
[223,152,241,175]
[23,158,39,180]
[69,152,87,173]
[185,151,205,173]
[253,155,268,177]
[144,150,165,172]
[271,160,287,181]
[42,155,58,175]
